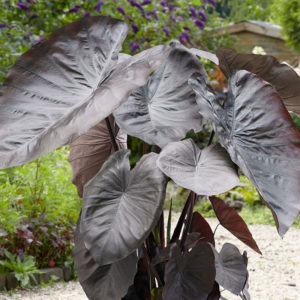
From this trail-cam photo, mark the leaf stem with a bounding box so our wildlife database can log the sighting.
[105,117,119,152]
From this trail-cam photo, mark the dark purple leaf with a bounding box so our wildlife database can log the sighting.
[157,141,239,196]
[207,282,221,300]
[189,70,300,237]
[191,212,215,245]
[216,48,300,116]
[163,243,215,300]
[209,196,261,254]
[114,46,205,148]
[211,243,248,295]
[183,232,201,249]
[80,150,167,265]
[133,257,151,300]
[74,215,137,300]
[68,115,127,197]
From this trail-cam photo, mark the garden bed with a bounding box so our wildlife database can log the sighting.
[0,267,72,291]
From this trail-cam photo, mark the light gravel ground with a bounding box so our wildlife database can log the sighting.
[1,217,299,300]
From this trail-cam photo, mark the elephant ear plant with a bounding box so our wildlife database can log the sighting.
[0,16,299,300]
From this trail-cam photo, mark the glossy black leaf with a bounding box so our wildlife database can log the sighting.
[211,243,248,295]
[0,17,173,169]
[81,149,167,266]
[163,243,215,300]
[114,47,206,147]
[68,115,127,197]
[189,70,300,237]
[74,215,138,300]
[217,48,300,116]
[207,282,221,300]
[157,140,239,195]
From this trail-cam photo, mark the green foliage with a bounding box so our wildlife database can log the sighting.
[271,0,300,51]
[220,176,261,207]
[217,0,274,23]
[0,146,81,232]
[0,250,40,288]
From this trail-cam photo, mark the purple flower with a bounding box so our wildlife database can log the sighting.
[29,13,38,21]
[189,7,197,18]
[163,26,169,37]
[0,23,6,28]
[128,0,144,11]
[130,41,134,46]
[131,43,140,52]
[142,0,152,4]
[139,37,145,42]
[147,9,158,21]
[94,1,103,12]
[179,32,191,44]
[84,11,90,17]
[208,0,217,8]
[131,24,139,33]
[117,6,125,15]
[177,16,183,22]
[55,9,64,13]
[170,14,176,22]
[26,0,36,3]
[160,1,168,6]
[183,26,190,31]
[198,11,207,21]
[194,19,204,29]
[17,2,29,10]
[69,5,80,13]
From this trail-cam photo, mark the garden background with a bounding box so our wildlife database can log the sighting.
[0,0,299,291]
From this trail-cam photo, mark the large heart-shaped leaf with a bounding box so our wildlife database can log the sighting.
[209,196,261,254]
[189,70,300,237]
[68,115,127,197]
[113,47,206,148]
[211,243,248,295]
[80,149,167,266]
[74,215,138,300]
[0,16,173,169]
[157,139,240,195]
[0,16,127,168]
[163,243,215,300]
[217,48,300,116]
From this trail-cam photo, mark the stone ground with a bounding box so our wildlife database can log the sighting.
[0,216,299,300]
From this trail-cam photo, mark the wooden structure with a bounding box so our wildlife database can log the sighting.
[215,20,300,66]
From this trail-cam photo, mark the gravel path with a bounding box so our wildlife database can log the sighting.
[1,217,299,300]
